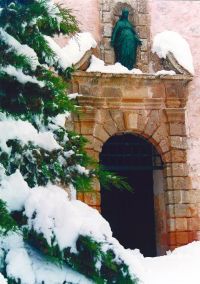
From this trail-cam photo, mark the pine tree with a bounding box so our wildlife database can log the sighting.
[0,1,137,283]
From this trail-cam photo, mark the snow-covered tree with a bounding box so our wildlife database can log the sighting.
[0,0,137,283]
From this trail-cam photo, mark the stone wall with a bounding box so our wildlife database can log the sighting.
[71,71,194,252]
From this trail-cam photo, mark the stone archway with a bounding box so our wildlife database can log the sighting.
[100,132,165,256]
[71,71,194,253]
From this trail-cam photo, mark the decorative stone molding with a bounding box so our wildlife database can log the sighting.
[71,70,195,253]
[164,52,193,76]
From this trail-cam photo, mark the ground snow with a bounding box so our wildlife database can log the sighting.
[152,30,194,75]
[2,169,200,283]
[0,116,61,153]
[45,32,97,69]
[87,55,143,74]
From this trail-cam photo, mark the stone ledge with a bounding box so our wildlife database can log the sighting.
[72,71,193,81]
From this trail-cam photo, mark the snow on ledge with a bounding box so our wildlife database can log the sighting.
[87,55,143,74]
[152,30,194,75]
[45,32,97,70]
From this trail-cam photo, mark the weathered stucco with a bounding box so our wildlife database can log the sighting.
[54,0,101,42]
[149,0,200,241]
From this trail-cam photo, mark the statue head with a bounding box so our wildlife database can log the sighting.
[121,8,129,20]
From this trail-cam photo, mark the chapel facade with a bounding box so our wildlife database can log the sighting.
[58,0,200,256]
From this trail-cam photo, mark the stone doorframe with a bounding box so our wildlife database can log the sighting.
[71,71,194,253]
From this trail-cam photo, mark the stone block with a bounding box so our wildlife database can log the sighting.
[170,136,187,149]
[141,39,148,51]
[187,217,200,231]
[140,51,149,64]
[167,205,175,218]
[102,87,122,97]
[175,218,188,231]
[174,190,190,204]
[137,26,148,38]
[166,177,173,190]
[104,50,115,64]
[84,192,101,206]
[80,121,94,135]
[138,1,148,13]
[103,120,118,136]
[168,232,176,245]
[172,163,189,177]
[176,232,188,245]
[171,150,186,162]
[93,124,110,142]
[173,177,190,190]
[124,112,138,130]
[167,218,175,232]
[77,192,84,202]
[169,123,186,136]
[165,191,174,204]
[174,204,188,218]
[103,24,113,37]
[110,110,125,131]
[159,139,170,153]
[103,11,111,23]
[138,14,149,25]
[102,37,111,50]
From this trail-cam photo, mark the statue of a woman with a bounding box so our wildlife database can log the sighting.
[111,8,142,70]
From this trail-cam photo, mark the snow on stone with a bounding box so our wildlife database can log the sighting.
[155,70,176,76]
[152,30,194,75]
[24,184,112,252]
[87,55,143,74]
[68,93,83,100]
[45,32,97,69]
[0,170,29,212]
[0,116,61,153]
[1,66,44,87]
[0,28,39,70]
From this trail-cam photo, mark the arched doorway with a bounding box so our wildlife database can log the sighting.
[100,133,164,257]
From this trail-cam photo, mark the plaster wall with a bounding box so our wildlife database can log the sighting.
[149,0,200,227]
[54,0,101,44]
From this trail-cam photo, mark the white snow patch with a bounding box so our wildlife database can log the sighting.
[24,184,112,252]
[0,170,29,212]
[1,66,44,87]
[0,28,39,70]
[6,248,35,284]
[45,32,97,69]
[152,30,194,75]
[0,116,61,153]
[0,273,7,284]
[0,233,93,284]
[155,70,176,76]
[87,55,143,74]
[51,112,71,128]
[68,93,83,100]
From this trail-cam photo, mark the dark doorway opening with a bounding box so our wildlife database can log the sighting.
[100,134,163,257]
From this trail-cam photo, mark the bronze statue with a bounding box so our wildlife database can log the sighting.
[111,8,142,70]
